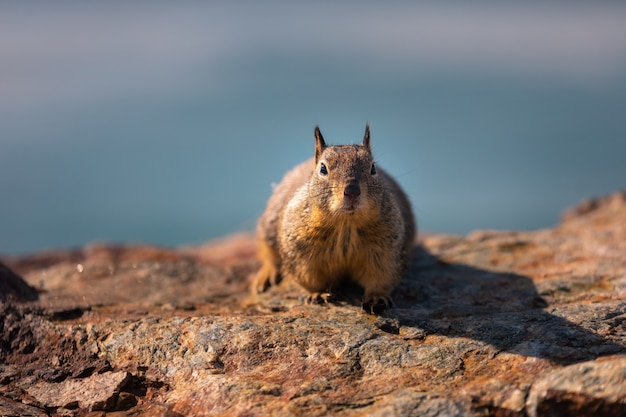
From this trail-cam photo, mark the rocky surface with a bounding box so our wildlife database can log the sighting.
[1,191,626,416]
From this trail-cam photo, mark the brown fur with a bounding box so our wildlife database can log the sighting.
[252,125,416,312]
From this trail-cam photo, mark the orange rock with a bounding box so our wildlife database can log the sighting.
[1,191,625,416]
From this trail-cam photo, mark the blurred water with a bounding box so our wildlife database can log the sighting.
[1,2,625,254]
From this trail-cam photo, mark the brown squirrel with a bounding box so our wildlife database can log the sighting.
[252,125,416,313]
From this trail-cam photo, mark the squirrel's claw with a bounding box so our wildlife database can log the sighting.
[305,292,333,305]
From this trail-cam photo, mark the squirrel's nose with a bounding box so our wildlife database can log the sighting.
[344,182,361,198]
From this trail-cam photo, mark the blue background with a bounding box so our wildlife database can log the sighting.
[1,2,625,254]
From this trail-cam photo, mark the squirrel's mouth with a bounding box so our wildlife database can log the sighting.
[341,198,361,214]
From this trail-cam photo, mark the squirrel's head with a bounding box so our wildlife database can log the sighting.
[310,125,384,219]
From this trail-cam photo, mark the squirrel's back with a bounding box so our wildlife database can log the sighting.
[253,125,416,313]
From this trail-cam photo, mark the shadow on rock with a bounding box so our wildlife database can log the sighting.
[388,246,625,366]
[0,262,38,302]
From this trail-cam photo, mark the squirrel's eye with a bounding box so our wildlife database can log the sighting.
[320,162,328,176]
[371,163,377,175]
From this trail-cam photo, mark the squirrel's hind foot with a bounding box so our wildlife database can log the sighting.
[362,295,392,315]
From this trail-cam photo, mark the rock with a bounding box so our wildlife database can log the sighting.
[0,396,47,417]
[24,371,130,412]
[361,392,472,417]
[526,356,626,417]
[0,262,38,302]
[2,242,254,311]
[0,190,626,416]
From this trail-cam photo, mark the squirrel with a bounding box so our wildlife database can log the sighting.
[251,125,416,313]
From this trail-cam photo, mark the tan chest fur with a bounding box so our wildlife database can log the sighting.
[299,207,382,281]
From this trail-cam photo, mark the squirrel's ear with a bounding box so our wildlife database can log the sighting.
[314,126,326,163]
[362,124,371,150]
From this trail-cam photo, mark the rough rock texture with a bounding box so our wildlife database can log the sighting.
[25,371,130,411]
[1,191,626,416]
[526,356,626,417]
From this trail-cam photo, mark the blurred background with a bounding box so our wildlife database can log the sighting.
[1,1,625,255]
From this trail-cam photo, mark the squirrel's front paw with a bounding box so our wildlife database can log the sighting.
[251,265,281,294]
[362,294,392,315]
